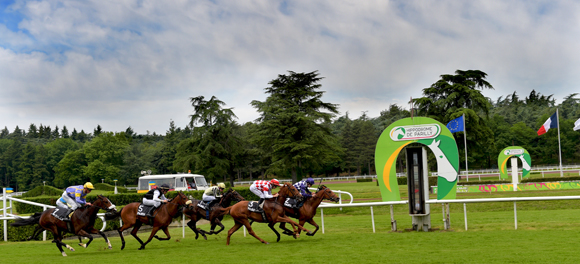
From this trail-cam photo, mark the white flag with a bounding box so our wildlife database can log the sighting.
[575,118,580,131]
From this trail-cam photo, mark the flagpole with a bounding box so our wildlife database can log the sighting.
[463,113,468,182]
[557,108,563,177]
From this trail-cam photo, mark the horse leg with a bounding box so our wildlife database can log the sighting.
[226,221,243,245]
[186,220,207,240]
[139,226,161,250]
[117,220,136,250]
[28,225,44,240]
[305,218,319,236]
[95,229,113,249]
[210,219,225,235]
[278,222,294,236]
[75,230,93,249]
[241,219,268,245]
[153,227,171,241]
[274,216,312,238]
[268,222,281,242]
[53,229,75,256]
[129,222,146,250]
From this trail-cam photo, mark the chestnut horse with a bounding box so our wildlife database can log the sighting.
[226,183,311,245]
[11,195,117,256]
[116,191,190,250]
[183,188,245,240]
[277,185,339,239]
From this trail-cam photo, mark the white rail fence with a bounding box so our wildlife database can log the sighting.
[1,188,108,242]
[316,195,580,233]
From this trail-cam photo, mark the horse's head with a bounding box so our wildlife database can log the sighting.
[281,183,303,201]
[318,185,340,203]
[92,195,117,211]
[227,188,245,202]
[171,192,191,206]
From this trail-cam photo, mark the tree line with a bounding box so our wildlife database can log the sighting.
[1,70,579,191]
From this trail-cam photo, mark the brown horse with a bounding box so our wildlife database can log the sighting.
[226,183,311,245]
[11,195,117,256]
[116,191,190,250]
[277,185,339,238]
[183,188,245,240]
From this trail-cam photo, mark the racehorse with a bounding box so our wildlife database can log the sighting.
[10,195,117,256]
[183,188,245,240]
[116,191,190,250]
[277,185,339,238]
[226,183,311,245]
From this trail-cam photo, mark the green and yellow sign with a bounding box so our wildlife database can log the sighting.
[375,117,459,201]
[498,146,532,179]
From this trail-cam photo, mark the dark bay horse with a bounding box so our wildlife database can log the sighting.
[11,195,117,256]
[183,188,245,240]
[277,185,339,238]
[226,183,311,245]
[116,191,190,250]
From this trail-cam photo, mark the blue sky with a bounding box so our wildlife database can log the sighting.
[1,0,579,135]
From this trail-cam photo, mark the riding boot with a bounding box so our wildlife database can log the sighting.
[258,198,264,209]
[63,211,73,222]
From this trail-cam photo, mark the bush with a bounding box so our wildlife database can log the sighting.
[356,178,373,183]
[20,186,63,198]
[94,183,128,193]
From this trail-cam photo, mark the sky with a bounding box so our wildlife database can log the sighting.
[1,0,579,135]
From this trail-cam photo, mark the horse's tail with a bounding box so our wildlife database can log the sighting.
[105,207,123,221]
[10,212,43,227]
[217,206,233,218]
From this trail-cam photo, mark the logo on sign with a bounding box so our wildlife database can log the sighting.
[504,149,524,155]
[389,124,441,141]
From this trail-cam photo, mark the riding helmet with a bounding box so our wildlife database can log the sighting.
[270,179,280,186]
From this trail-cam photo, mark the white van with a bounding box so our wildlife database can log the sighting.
[137,174,209,193]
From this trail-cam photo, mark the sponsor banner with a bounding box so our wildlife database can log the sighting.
[389,124,441,141]
[504,149,524,155]
[432,181,580,193]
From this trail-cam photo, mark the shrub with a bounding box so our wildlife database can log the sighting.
[94,183,128,193]
[20,186,63,198]
[356,178,373,183]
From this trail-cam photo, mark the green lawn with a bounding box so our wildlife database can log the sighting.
[3,209,580,263]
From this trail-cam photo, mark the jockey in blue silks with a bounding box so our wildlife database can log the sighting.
[291,178,317,208]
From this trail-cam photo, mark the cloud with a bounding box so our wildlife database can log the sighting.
[1,0,579,134]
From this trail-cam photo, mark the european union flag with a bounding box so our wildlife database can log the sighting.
[447,116,464,133]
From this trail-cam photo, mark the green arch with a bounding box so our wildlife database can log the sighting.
[375,117,459,201]
[498,146,532,179]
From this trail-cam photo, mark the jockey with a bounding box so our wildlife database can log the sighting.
[250,179,281,208]
[202,183,226,208]
[294,177,316,199]
[142,184,170,216]
[56,182,94,220]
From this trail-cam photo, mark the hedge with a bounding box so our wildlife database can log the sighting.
[20,185,63,198]
[93,183,128,193]
[356,178,373,183]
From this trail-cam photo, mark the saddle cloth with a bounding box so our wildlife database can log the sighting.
[247,201,263,213]
[197,201,208,210]
[51,207,71,221]
[137,204,154,216]
[284,198,298,208]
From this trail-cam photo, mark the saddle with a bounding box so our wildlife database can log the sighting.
[197,201,208,210]
[284,198,299,209]
[52,207,72,221]
[137,204,157,217]
[51,207,75,233]
[248,201,268,222]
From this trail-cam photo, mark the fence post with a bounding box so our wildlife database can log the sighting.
[370,206,375,233]
[514,202,518,230]
[3,188,7,241]
[321,208,325,234]
[390,205,397,231]
[463,203,468,231]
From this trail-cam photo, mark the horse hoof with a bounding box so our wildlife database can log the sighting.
[108,246,112,250]
[264,242,269,245]
[306,233,314,236]
[62,252,67,257]
[79,243,87,248]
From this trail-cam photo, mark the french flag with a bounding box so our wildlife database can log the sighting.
[537,112,558,136]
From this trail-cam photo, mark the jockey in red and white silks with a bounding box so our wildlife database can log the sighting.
[250,179,281,205]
